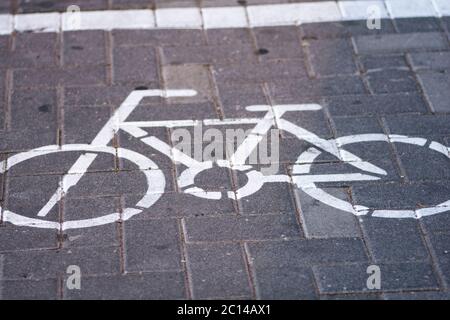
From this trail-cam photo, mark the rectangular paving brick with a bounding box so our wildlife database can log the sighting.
[113,46,158,84]
[307,38,357,76]
[300,20,396,39]
[113,29,206,47]
[359,217,430,263]
[206,28,253,45]
[162,45,258,65]
[64,85,136,107]
[360,54,409,71]
[253,26,303,60]
[10,87,57,131]
[63,31,107,67]
[427,232,450,285]
[355,33,449,54]
[268,76,366,102]
[0,129,57,153]
[14,65,107,88]
[313,262,439,294]
[410,51,450,70]
[394,17,444,33]
[186,243,252,299]
[0,224,58,252]
[1,279,59,300]
[417,70,450,113]
[1,246,121,280]
[63,106,112,144]
[352,182,450,211]
[124,219,182,272]
[294,187,361,238]
[383,114,450,135]
[323,92,428,116]
[183,213,302,242]
[366,70,418,94]
[214,60,308,83]
[63,272,186,300]
[246,238,368,268]
[124,192,237,219]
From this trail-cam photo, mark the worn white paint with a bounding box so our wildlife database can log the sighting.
[201,6,248,29]
[385,0,437,18]
[1,0,449,34]
[155,7,203,28]
[339,0,389,19]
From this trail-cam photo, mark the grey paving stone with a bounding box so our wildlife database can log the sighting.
[394,18,444,33]
[322,92,428,116]
[252,265,317,299]
[216,82,269,118]
[352,182,450,211]
[14,65,107,88]
[64,272,186,300]
[428,232,450,285]
[214,60,308,83]
[332,115,384,136]
[2,246,121,280]
[253,26,304,60]
[281,107,333,139]
[238,182,296,215]
[206,28,253,46]
[246,238,368,268]
[366,70,418,94]
[186,243,252,299]
[394,139,450,181]
[63,106,112,144]
[383,114,450,136]
[294,187,361,238]
[10,87,57,131]
[113,46,158,84]
[1,279,59,300]
[124,219,182,272]
[127,102,218,121]
[64,85,142,108]
[162,45,258,65]
[6,174,61,222]
[66,170,156,197]
[63,31,107,67]
[125,191,237,219]
[410,52,450,70]
[307,38,357,76]
[313,262,439,294]
[355,33,449,54]
[0,224,58,253]
[268,76,366,102]
[62,197,120,248]
[0,129,57,153]
[359,217,429,263]
[301,20,394,40]
[113,29,206,47]
[162,64,215,104]
[2,33,58,68]
[183,213,302,242]
[7,150,116,176]
[279,138,338,165]
[417,70,450,113]
[360,54,409,71]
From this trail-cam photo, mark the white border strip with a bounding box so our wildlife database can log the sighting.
[0,0,449,35]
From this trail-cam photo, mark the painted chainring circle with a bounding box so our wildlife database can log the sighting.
[0,144,165,230]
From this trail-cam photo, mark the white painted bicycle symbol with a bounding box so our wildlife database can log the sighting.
[1,89,449,229]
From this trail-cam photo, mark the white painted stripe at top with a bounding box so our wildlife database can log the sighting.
[0,0,449,34]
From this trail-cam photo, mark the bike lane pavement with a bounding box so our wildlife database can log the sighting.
[0,0,450,300]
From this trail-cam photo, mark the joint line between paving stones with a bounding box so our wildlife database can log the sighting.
[179,218,194,299]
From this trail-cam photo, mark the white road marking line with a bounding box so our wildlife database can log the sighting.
[0,0,449,34]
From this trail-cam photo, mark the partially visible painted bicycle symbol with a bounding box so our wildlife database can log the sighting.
[1,89,449,229]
